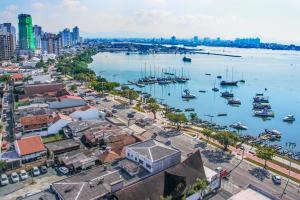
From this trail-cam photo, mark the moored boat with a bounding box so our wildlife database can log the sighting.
[283,114,295,122]
[182,89,196,99]
[182,56,192,62]
[221,91,234,98]
[228,98,241,105]
[230,122,248,130]
[254,108,274,117]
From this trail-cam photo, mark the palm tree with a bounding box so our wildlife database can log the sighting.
[215,131,239,151]
[148,103,160,119]
[202,128,212,141]
[185,178,208,198]
[256,146,276,168]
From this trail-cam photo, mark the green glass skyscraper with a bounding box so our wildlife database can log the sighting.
[18,14,35,52]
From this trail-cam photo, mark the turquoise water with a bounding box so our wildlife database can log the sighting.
[89,47,300,151]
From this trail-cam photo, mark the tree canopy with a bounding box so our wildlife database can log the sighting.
[256,146,276,168]
[215,131,239,151]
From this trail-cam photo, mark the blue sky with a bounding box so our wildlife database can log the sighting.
[1,0,300,44]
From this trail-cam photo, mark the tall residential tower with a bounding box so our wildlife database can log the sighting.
[18,14,35,54]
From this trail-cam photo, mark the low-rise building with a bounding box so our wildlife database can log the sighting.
[48,114,73,135]
[24,82,64,97]
[19,114,49,134]
[49,95,86,109]
[126,139,181,174]
[229,184,280,200]
[70,105,105,120]
[45,139,80,157]
[14,135,46,162]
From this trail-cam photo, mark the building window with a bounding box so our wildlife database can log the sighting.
[135,157,137,161]
[139,159,144,164]
[127,153,130,157]
[146,163,151,169]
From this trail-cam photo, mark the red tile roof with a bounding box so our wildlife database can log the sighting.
[59,95,82,101]
[16,135,46,156]
[11,73,24,80]
[53,114,72,123]
[20,115,49,126]
[75,105,97,111]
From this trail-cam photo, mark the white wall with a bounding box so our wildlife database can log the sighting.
[70,108,104,120]
[49,99,86,109]
[48,119,71,135]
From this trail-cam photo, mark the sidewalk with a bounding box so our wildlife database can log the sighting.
[183,128,300,182]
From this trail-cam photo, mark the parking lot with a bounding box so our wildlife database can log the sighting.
[0,167,66,199]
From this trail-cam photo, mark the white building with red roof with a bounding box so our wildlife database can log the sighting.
[70,105,105,121]
[48,114,73,135]
[49,95,86,109]
[15,135,46,162]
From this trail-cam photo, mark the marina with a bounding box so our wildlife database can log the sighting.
[89,47,300,151]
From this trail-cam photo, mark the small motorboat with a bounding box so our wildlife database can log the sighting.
[182,56,192,62]
[228,98,241,105]
[253,96,269,103]
[217,75,222,79]
[212,87,219,92]
[220,80,238,86]
[230,122,248,130]
[199,90,206,93]
[221,91,234,98]
[239,79,245,83]
[175,108,183,112]
[254,108,274,117]
[283,114,295,122]
[217,113,227,117]
[252,103,271,110]
[264,129,282,138]
[185,108,195,112]
[182,89,196,99]
[256,93,264,96]
[205,73,211,76]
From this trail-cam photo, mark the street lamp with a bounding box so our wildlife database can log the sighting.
[280,142,296,198]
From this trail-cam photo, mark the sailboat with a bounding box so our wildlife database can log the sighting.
[212,78,219,92]
[220,68,238,86]
[239,73,245,83]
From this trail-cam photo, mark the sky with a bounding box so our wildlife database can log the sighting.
[1,0,300,44]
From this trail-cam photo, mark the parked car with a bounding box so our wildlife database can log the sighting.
[58,166,69,175]
[32,167,40,176]
[0,174,9,186]
[40,166,48,174]
[112,109,118,113]
[272,175,282,184]
[11,172,20,183]
[19,170,28,181]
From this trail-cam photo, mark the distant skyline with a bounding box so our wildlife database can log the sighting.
[1,0,300,44]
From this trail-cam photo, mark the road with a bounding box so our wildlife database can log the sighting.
[163,133,300,200]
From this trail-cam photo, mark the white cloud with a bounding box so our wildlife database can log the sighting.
[32,2,45,9]
[61,0,88,11]
[0,4,18,23]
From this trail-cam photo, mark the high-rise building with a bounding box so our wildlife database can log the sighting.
[72,26,79,45]
[33,25,43,49]
[41,33,61,55]
[1,23,16,51]
[61,28,71,47]
[0,31,14,60]
[18,14,35,54]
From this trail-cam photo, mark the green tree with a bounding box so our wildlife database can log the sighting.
[184,178,208,198]
[166,113,188,130]
[70,84,77,91]
[256,146,276,168]
[0,161,7,172]
[148,102,160,119]
[202,128,212,141]
[36,59,46,68]
[215,131,239,151]
[190,113,198,121]
[160,195,172,200]
[23,75,32,84]
[0,74,11,83]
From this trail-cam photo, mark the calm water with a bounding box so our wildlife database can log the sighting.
[89,47,300,151]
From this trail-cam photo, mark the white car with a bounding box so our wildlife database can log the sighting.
[11,172,20,183]
[0,174,9,186]
[58,166,69,175]
[32,167,40,176]
[19,170,29,181]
